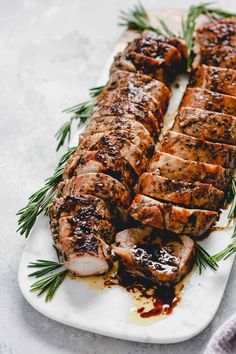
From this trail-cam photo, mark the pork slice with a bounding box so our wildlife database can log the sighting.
[129,194,219,237]
[181,88,236,116]
[199,45,236,69]
[63,149,137,191]
[93,104,160,140]
[78,133,147,175]
[60,173,131,220]
[189,65,236,97]
[106,70,170,113]
[113,227,195,284]
[97,87,163,127]
[136,173,224,210]
[148,151,231,191]
[126,31,185,69]
[110,31,185,84]
[172,107,236,145]
[196,18,236,49]
[78,128,151,158]
[49,194,115,276]
[160,131,236,168]
[81,116,154,156]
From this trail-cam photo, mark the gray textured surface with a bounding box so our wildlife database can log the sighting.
[1,0,235,353]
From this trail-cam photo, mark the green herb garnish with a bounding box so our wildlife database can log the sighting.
[17,147,76,237]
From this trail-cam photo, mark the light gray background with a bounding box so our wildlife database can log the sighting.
[1,0,235,353]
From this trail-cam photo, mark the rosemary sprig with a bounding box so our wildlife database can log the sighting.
[17,147,76,237]
[89,85,105,98]
[28,259,64,277]
[30,271,67,302]
[56,85,104,151]
[28,259,68,302]
[195,243,219,274]
[196,176,236,270]
[119,3,163,34]
[158,18,176,38]
[181,4,207,65]
[212,240,236,262]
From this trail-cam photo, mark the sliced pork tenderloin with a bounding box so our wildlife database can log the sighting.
[49,194,115,276]
[77,134,147,175]
[181,88,236,116]
[106,70,170,113]
[136,173,224,210]
[96,87,163,128]
[197,45,236,69]
[81,116,154,156]
[160,131,236,168]
[110,31,187,83]
[93,103,160,140]
[63,149,137,191]
[148,151,231,191]
[59,173,131,220]
[189,65,236,97]
[172,107,236,145]
[196,18,236,49]
[129,194,219,237]
[113,227,195,284]
[78,130,150,160]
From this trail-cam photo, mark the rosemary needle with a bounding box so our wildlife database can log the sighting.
[56,85,104,151]
[212,241,236,263]
[211,178,236,262]
[195,244,219,274]
[17,147,76,237]
[28,259,64,278]
[28,258,68,302]
[119,3,164,35]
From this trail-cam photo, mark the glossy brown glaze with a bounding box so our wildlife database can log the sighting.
[172,107,236,145]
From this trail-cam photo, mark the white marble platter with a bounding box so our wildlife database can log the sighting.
[18,9,235,344]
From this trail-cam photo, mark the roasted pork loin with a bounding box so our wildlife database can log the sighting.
[181,88,236,116]
[160,131,236,168]
[60,173,131,220]
[113,227,195,284]
[129,194,219,237]
[172,107,236,145]
[196,18,236,49]
[106,70,170,113]
[110,31,187,84]
[148,151,231,191]
[50,30,188,277]
[136,173,224,210]
[189,65,236,97]
[50,16,236,281]
[129,18,235,241]
[50,195,114,276]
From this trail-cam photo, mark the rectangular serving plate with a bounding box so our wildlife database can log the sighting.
[18,10,235,344]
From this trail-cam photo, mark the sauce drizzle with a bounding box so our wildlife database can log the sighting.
[104,265,183,319]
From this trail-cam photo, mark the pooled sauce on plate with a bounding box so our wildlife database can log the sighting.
[105,265,183,321]
[75,262,185,323]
